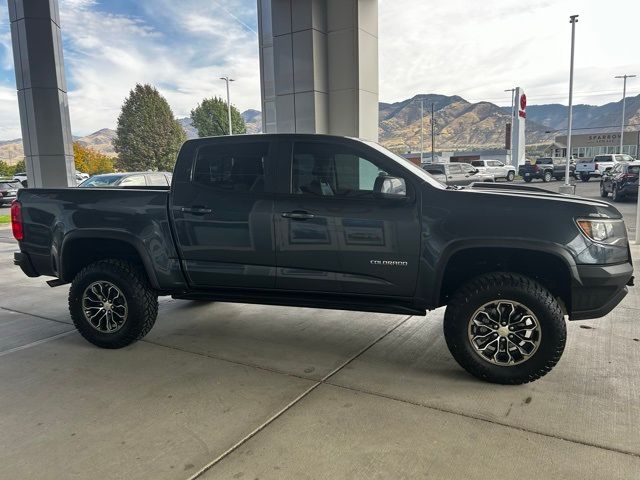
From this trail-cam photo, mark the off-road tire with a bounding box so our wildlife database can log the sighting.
[543,171,553,183]
[443,272,566,385]
[523,177,532,183]
[600,182,609,198]
[69,259,158,348]
[506,171,515,182]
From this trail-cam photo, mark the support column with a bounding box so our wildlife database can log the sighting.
[8,0,75,187]
[258,0,378,141]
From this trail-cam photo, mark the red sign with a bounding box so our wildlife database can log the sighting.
[518,93,527,118]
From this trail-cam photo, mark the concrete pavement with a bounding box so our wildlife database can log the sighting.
[1,220,639,479]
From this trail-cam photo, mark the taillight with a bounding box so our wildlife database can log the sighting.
[594,163,599,171]
[533,165,539,172]
[11,201,23,241]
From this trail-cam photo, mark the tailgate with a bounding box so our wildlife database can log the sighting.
[576,162,594,172]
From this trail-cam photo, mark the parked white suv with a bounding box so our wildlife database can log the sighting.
[469,159,516,181]
[575,154,634,182]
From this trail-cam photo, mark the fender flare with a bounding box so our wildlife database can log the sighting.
[430,238,580,307]
[59,229,161,289]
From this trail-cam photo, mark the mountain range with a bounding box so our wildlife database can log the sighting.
[1,94,638,164]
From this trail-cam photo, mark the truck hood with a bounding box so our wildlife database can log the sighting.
[462,182,618,213]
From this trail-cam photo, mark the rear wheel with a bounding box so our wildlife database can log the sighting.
[611,184,623,202]
[599,182,609,197]
[506,171,515,182]
[580,173,590,182]
[69,259,158,348]
[523,177,532,183]
[443,272,566,384]
[543,171,553,183]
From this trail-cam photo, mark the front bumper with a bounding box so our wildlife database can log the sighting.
[571,262,634,320]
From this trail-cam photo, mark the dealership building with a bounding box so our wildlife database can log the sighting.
[552,130,640,158]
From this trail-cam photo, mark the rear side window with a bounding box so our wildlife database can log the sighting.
[193,142,269,192]
[594,155,610,162]
[628,166,640,175]
[120,175,146,186]
[448,164,462,174]
[147,173,169,186]
[424,165,444,174]
[470,160,483,167]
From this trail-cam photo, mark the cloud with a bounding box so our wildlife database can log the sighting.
[0,0,637,140]
[0,0,261,138]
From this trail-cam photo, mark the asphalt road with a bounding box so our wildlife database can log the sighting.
[512,178,638,235]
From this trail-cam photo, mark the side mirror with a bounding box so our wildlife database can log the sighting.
[374,175,407,198]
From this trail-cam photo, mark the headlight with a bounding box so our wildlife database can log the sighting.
[576,218,627,245]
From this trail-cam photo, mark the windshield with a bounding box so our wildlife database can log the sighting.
[79,175,123,187]
[363,140,446,189]
[0,181,21,189]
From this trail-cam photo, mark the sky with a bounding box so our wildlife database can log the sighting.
[0,0,638,139]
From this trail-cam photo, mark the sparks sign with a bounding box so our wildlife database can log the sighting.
[519,92,526,118]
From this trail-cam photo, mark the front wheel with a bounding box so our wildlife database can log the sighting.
[543,171,553,182]
[443,272,566,384]
[69,259,158,348]
[506,171,515,182]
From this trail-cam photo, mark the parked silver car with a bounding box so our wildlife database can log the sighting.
[469,159,516,181]
[422,163,495,186]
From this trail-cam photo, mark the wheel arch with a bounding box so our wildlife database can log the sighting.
[59,230,161,289]
[432,240,579,312]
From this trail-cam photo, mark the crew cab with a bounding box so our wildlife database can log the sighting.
[12,134,634,385]
[576,154,634,182]
[468,159,516,181]
[518,157,574,183]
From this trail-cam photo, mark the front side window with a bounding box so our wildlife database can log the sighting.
[448,164,462,174]
[193,142,268,192]
[291,142,406,198]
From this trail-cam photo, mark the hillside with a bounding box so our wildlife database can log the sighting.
[522,95,640,132]
[2,95,638,164]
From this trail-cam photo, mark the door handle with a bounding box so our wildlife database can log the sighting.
[181,206,212,215]
[282,211,315,220]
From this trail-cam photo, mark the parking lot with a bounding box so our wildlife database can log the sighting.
[1,181,639,480]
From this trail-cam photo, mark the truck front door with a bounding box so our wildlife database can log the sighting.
[171,139,277,288]
[274,140,421,296]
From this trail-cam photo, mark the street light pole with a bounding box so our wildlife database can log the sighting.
[420,98,424,163]
[431,102,435,163]
[615,74,636,154]
[564,15,579,187]
[220,76,235,135]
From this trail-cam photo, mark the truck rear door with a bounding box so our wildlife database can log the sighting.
[170,138,277,289]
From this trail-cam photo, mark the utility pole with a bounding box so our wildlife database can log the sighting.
[420,98,424,163]
[220,76,235,135]
[562,15,579,191]
[431,102,435,163]
[614,74,636,154]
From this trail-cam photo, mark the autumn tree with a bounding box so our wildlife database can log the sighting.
[0,160,11,177]
[190,96,246,137]
[73,142,115,175]
[113,84,186,172]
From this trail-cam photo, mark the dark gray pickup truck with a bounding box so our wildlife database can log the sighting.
[12,134,634,384]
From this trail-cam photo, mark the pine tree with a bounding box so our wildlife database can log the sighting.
[113,84,186,172]
[190,96,246,137]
